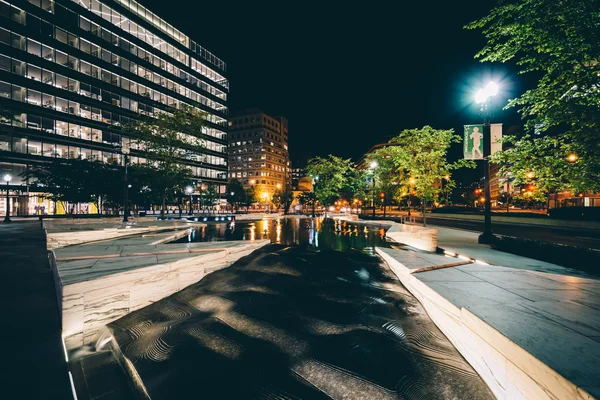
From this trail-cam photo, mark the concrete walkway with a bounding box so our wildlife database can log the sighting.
[377,246,600,399]
[2,221,72,399]
[435,226,595,279]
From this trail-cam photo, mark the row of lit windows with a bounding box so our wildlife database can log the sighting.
[73,0,227,87]
[0,80,226,161]
[113,0,187,46]
[1,132,128,163]
[0,126,225,180]
[74,0,188,66]
[112,0,226,72]
[0,112,117,144]
[10,0,228,96]
[0,29,228,131]
[229,172,285,181]
[77,17,228,104]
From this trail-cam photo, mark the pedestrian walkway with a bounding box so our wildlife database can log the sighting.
[2,221,72,399]
[435,226,596,279]
[377,246,600,399]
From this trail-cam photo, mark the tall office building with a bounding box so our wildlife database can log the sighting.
[0,0,228,215]
[228,108,289,203]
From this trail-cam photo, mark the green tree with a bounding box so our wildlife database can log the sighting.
[297,191,318,217]
[244,186,257,208]
[23,157,122,215]
[467,0,600,193]
[272,185,295,214]
[367,150,405,215]
[373,126,473,226]
[305,155,356,206]
[226,179,246,211]
[199,183,219,211]
[340,168,369,205]
[122,105,206,218]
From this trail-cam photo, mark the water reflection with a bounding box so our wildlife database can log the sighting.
[174,217,389,253]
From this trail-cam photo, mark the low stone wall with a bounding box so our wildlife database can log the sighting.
[59,241,269,349]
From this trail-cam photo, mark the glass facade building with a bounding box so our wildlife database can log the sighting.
[0,0,228,215]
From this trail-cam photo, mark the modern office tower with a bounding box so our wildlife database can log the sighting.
[228,108,290,203]
[0,0,228,215]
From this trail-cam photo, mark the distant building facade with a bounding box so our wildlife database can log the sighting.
[228,108,290,202]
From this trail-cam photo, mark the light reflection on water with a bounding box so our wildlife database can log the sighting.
[173,217,389,253]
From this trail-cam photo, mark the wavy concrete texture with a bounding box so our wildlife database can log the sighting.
[50,225,269,349]
[108,245,493,400]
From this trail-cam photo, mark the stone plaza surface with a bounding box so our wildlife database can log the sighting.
[45,221,269,349]
[377,247,600,400]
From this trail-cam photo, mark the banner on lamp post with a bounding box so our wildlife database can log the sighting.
[491,123,502,155]
[464,124,484,160]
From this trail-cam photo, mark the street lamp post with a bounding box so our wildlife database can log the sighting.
[186,186,193,215]
[475,81,499,244]
[122,144,130,223]
[408,178,415,217]
[369,161,378,218]
[3,174,11,223]
[311,176,319,217]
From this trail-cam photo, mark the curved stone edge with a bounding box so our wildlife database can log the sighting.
[60,240,270,350]
[331,216,438,252]
[376,247,596,400]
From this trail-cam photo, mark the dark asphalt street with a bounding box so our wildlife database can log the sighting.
[109,245,493,399]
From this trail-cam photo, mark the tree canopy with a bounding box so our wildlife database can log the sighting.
[372,126,473,225]
[305,155,356,206]
[467,0,600,193]
[272,185,294,214]
[122,105,206,217]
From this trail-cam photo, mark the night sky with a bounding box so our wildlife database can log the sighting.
[141,0,533,183]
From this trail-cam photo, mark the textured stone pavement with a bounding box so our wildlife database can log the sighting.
[109,245,494,399]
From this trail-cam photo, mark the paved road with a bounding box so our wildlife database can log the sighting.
[109,245,493,399]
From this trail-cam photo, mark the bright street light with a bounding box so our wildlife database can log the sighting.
[185,186,193,215]
[369,161,378,169]
[567,153,579,163]
[475,81,499,104]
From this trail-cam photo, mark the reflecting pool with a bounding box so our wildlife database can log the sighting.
[173,217,390,253]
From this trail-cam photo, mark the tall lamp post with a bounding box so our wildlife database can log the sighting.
[122,144,130,223]
[186,186,193,215]
[369,161,378,218]
[474,81,499,244]
[444,175,450,205]
[3,174,11,223]
[408,178,415,217]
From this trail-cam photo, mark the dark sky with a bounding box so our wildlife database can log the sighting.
[140,0,531,182]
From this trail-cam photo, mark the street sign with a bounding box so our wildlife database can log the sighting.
[464,124,484,160]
